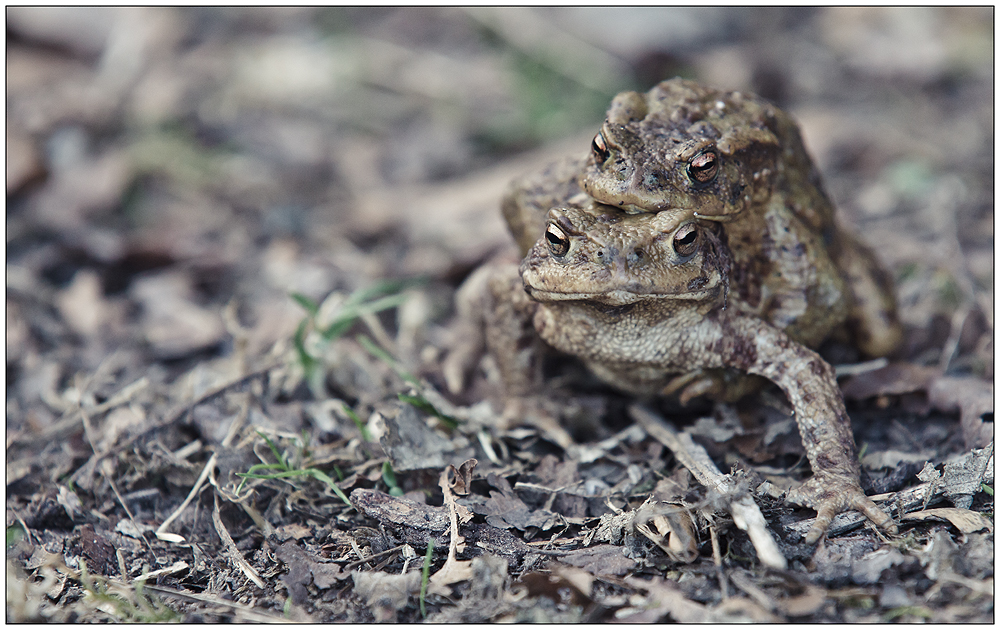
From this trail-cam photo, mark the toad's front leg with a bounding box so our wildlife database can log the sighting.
[443,263,575,449]
[709,315,898,544]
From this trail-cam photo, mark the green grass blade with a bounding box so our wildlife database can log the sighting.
[302,468,353,506]
[293,318,317,377]
[357,334,419,386]
[397,393,460,430]
[382,461,404,497]
[342,404,372,442]
[256,430,289,469]
[320,293,410,341]
[290,292,319,316]
[419,539,434,618]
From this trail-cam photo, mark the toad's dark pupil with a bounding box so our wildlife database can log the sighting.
[674,227,699,256]
[592,133,610,163]
[546,227,569,255]
[689,152,718,183]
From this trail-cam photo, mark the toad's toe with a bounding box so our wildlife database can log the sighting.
[787,472,895,544]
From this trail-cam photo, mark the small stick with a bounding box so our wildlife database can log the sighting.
[92,364,278,466]
[156,394,250,543]
[630,404,787,570]
[10,507,34,546]
[213,493,265,590]
[709,524,729,600]
[343,544,409,571]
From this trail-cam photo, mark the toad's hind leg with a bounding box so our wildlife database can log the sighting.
[834,230,903,358]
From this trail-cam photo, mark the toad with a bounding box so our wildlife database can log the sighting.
[502,78,901,363]
[445,203,897,544]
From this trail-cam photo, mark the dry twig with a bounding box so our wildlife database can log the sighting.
[630,404,787,570]
[212,492,265,589]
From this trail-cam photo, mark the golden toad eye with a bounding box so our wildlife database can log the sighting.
[591,132,610,164]
[688,150,719,184]
[673,224,699,258]
[545,224,569,256]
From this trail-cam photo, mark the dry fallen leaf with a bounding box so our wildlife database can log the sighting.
[131,271,225,358]
[633,498,699,563]
[55,270,106,338]
[903,508,993,534]
[351,570,421,623]
[6,129,45,194]
[928,376,994,449]
[428,463,474,596]
[777,583,828,617]
[448,458,477,495]
[840,362,940,400]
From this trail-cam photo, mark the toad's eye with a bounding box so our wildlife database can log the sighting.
[688,150,719,184]
[592,132,610,164]
[673,224,699,258]
[545,224,570,256]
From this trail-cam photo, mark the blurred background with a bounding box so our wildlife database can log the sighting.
[7,6,993,425]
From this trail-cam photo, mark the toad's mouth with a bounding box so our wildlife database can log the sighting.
[618,202,648,215]
[523,284,720,306]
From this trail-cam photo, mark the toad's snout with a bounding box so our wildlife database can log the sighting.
[597,242,656,277]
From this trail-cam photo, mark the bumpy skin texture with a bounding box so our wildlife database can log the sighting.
[446,204,897,543]
[503,78,901,359]
[454,78,904,543]
[579,80,782,221]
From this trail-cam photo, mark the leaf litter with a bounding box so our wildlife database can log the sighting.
[6,6,993,623]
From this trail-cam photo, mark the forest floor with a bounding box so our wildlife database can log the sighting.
[6,7,993,623]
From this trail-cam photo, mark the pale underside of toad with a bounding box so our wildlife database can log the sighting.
[445,203,897,544]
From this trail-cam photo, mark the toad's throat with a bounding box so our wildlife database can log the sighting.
[589,301,637,317]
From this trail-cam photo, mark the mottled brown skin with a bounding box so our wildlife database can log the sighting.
[455,78,903,543]
[503,78,901,360]
[446,204,897,544]
[580,79,782,221]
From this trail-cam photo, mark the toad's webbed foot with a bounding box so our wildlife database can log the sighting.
[786,471,897,544]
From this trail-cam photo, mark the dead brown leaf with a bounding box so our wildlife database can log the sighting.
[557,544,636,577]
[903,508,993,534]
[483,472,561,532]
[131,271,226,358]
[428,463,474,595]
[928,376,994,449]
[516,570,591,607]
[840,362,940,400]
[633,498,699,563]
[7,129,45,194]
[272,538,346,608]
[778,583,828,617]
[352,569,421,622]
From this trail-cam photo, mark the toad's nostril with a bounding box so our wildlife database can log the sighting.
[626,249,644,267]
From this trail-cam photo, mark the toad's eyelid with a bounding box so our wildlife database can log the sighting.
[678,141,716,162]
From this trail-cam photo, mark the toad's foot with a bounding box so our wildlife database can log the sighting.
[786,472,897,544]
